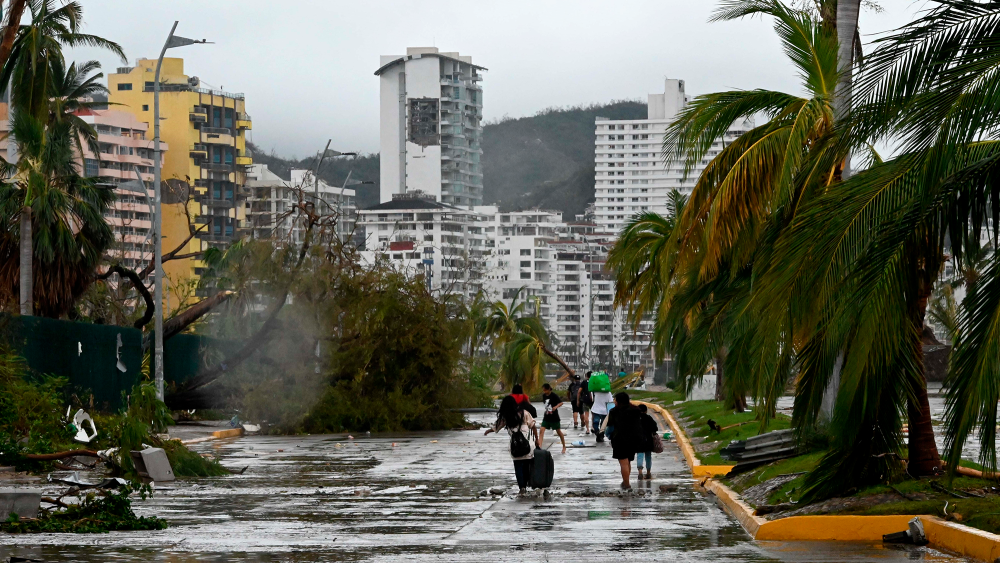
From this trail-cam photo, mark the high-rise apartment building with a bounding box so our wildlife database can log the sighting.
[376,47,485,209]
[593,78,753,376]
[594,78,752,233]
[108,58,252,305]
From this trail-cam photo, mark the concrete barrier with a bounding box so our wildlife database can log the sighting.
[643,398,1000,561]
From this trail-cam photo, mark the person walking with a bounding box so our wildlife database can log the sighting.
[568,375,584,430]
[636,404,658,480]
[538,383,567,454]
[603,392,642,489]
[484,395,538,494]
[579,372,593,434]
[590,385,614,443]
[509,383,537,417]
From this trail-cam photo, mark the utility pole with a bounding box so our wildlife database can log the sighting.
[153,22,211,401]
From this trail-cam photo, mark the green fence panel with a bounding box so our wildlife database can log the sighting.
[0,314,142,410]
[155,333,241,388]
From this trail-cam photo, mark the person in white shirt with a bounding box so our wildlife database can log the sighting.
[590,390,614,443]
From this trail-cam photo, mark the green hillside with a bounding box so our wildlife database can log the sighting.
[481,100,647,218]
[250,100,649,217]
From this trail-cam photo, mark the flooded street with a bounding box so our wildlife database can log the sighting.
[0,412,972,562]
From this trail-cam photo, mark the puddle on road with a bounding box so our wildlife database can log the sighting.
[0,414,974,562]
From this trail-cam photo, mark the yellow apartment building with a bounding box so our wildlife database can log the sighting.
[108,57,252,310]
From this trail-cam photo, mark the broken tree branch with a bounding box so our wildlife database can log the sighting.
[25,449,100,461]
[98,263,155,329]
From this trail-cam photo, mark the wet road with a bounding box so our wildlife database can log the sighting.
[0,412,972,562]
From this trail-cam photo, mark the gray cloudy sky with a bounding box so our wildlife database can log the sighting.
[71,1,928,158]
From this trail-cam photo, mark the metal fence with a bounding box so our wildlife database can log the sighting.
[0,314,142,410]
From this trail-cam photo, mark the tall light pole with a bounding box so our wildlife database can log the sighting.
[153,22,211,401]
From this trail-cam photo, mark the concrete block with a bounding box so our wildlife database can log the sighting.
[130,448,175,482]
[0,488,41,519]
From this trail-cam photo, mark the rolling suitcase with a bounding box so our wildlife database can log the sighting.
[530,446,554,489]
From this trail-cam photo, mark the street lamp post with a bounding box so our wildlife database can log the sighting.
[153,21,211,401]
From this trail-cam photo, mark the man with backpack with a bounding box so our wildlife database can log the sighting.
[568,375,584,430]
[579,372,594,434]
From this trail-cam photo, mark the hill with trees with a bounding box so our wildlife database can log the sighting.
[250,100,649,218]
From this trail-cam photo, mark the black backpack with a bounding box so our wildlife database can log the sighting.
[509,420,532,458]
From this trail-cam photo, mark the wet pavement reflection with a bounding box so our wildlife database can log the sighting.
[0,413,972,562]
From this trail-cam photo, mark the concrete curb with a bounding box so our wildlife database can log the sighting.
[637,399,1000,561]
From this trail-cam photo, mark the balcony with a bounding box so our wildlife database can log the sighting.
[189,107,207,123]
[235,155,252,166]
[202,162,233,173]
[189,143,207,158]
[236,112,252,130]
[201,128,234,145]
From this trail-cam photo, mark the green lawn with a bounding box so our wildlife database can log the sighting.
[666,398,1000,535]
[628,389,685,405]
[670,400,791,466]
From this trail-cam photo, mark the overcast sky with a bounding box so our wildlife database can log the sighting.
[70,1,930,158]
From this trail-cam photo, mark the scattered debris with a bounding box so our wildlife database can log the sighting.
[69,409,98,443]
[130,448,175,482]
[883,517,929,545]
[659,484,679,493]
[47,472,128,490]
[720,429,798,475]
[0,488,41,519]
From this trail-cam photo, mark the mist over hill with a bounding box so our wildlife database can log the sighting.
[250,100,649,218]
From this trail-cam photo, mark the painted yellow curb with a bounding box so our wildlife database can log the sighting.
[643,399,1000,561]
[211,428,244,439]
[923,517,1000,562]
[635,400,735,477]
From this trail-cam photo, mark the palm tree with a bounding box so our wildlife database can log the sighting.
[481,287,573,389]
[636,0,844,420]
[753,0,1000,497]
[0,107,114,317]
[818,0,1000,480]
[0,0,124,316]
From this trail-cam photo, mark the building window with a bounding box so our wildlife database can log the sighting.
[213,107,221,127]
[520,261,531,267]
[520,272,531,279]
[83,159,99,177]
[213,220,221,235]
[117,83,132,91]
[212,182,222,199]
[142,104,148,111]
[520,249,530,256]
[224,108,234,128]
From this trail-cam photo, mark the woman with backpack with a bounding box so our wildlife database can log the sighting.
[485,395,538,494]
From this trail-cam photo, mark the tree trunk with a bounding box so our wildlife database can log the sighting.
[540,341,574,377]
[19,206,31,315]
[0,0,27,71]
[908,284,942,475]
[835,0,862,177]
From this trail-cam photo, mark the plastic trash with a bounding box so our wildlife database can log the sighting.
[70,409,98,443]
[573,440,586,446]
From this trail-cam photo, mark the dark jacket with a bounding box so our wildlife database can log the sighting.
[638,412,658,452]
[607,405,643,451]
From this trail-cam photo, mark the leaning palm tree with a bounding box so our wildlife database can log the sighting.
[642,0,845,421]
[481,287,574,387]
